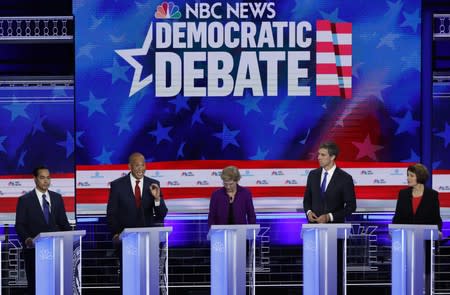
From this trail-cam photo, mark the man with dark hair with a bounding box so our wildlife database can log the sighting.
[15,166,71,294]
[303,142,356,223]
[303,142,356,295]
[106,152,168,288]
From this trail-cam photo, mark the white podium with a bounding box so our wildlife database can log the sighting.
[120,226,173,295]
[34,230,86,295]
[208,224,260,295]
[389,224,439,295]
[301,223,352,295]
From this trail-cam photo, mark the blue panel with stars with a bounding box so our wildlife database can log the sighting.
[74,0,423,165]
[0,86,75,175]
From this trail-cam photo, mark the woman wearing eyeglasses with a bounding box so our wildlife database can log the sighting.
[208,165,256,227]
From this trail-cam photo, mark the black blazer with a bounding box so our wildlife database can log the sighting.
[15,190,71,244]
[392,187,442,231]
[303,167,357,223]
[106,174,168,236]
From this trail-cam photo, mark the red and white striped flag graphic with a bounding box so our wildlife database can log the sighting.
[316,20,352,99]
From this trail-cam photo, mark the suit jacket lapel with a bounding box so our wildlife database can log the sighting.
[126,175,136,203]
[326,169,338,193]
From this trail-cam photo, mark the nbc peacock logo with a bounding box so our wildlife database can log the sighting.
[155,1,182,19]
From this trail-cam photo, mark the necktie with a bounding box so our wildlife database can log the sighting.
[42,194,50,223]
[135,180,141,208]
[321,171,328,199]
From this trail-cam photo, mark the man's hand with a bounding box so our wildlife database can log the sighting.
[25,237,34,248]
[316,214,330,224]
[307,211,318,223]
[150,183,161,201]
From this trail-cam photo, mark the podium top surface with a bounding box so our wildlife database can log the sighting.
[302,223,352,230]
[120,226,173,235]
[388,224,439,231]
[210,224,260,231]
[208,224,260,239]
[35,230,86,240]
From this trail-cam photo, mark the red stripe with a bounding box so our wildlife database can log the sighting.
[316,42,334,52]
[316,20,331,31]
[0,173,75,179]
[0,197,75,213]
[317,65,352,76]
[337,66,352,77]
[331,22,352,33]
[316,43,352,56]
[433,170,450,174]
[340,87,352,99]
[316,64,337,74]
[317,85,340,96]
[334,45,352,55]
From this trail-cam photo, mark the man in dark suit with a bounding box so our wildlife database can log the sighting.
[106,152,168,239]
[15,166,71,294]
[106,152,168,287]
[303,142,356,223]
[303,142,356,295]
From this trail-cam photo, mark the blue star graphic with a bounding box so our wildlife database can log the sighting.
[57,131,75,158]
[319,8,343,22]
[250,147,268,160]
[401,8,421,33]
[177,142,186,159]
[237,96,262,116]
[435,122,450,148]
[95,147,113,164]
[32,115,47,135]
[76,131,85,148]
[115,116,132,135]
[149,121,173,144]
[169,96,190,113]
[392,111,420,135]
[104,57,130,84]
[377,33,400,50]
[270,112,288,134]
[214,123,240,150]
[0,136,7,153]
[116,23,154,97]
[384,0,403,17]
[76,43,97,60]
[3,102,30,121]
[79,91,107,117]
[17,150,27,168]
[89,15,104,31]
[401,149,420,162]
[191,106,205,126]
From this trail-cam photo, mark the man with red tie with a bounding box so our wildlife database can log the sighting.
[15,166,71,295]
[106,152,168,287]
[107,152,168,240]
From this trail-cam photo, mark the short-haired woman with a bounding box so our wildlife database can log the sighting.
[393,163,442,234]
[208,166,256,227]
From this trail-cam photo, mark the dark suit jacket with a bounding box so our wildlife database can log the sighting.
[106,174,168,236]
[208,185,256,227]
[392,187,442,230]
[303,167,357,223]
[15,189,71,244]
